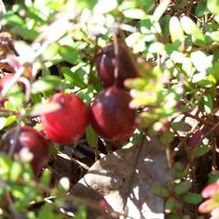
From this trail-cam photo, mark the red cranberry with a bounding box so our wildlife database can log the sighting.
[1,126,49,176]
[90,87,136,143]
[95,43,138,89]
[41,92,89,144]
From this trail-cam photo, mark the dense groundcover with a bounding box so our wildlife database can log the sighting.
[1,0,219,218]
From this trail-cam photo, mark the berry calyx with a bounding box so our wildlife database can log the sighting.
[90,87,136,143]
[41,92,89,144]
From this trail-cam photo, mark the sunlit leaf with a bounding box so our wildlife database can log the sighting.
[152,0,170,21]
[169,16,184,42]
[31,102,61,116]
[207,0,219,14]
[202,94,213,113]
[94,0,117,13]
[123,8,147,19]
[180,16,205,45]
[31,75,62,93]
[190,51,213,73]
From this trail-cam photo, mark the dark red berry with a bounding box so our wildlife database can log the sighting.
[95,43,138,89]
[1,126,49,176]
[41,92,89,144]
[90,87,136,143]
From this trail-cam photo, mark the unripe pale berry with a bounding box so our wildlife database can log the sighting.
[41,92,89,144]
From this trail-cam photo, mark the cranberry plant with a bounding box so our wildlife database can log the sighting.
[0,0,219,218]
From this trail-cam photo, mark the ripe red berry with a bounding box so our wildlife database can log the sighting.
[90,87,136,143]
[41,92,89,144]
[95,43,138,89]
[1,126,49,176]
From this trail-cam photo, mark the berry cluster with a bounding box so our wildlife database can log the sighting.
[0,42,138,176]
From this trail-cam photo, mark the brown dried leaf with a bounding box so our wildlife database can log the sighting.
[72,136,169,219]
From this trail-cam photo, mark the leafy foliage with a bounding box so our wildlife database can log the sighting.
[0,0,219,218]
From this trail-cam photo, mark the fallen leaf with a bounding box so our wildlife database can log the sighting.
[71,135,169,219]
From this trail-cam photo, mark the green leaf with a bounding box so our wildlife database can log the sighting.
[208,31,219,42]
[130,90,157,107]
[0,117,8,130]
[4,116,17,128]
[140,19,153,34]
[123,9,147,19]
[12,26,39,40]
[47,0,66,10]
[192,144,211,158]
[180,16,205,45]
[75,205,87,219]
[148,42,165,53]
[183,192,202,204]
[196,0,207,17]
[172,121,192,132]
[42,43,60,61]
[14,41,36,60]
[192,72,207,83]
[40,169,51,186]
[151,184,169,197]
[207,0,219,14]
[0,154,12,177]
[26,9,45,23]
[190,51,213,74]
[160,131,174,145]
[161,15,171,36]
[7,85,25,110]
[31,75,62,93]
[208,171,219,183]
[174,162,187,180]
[196,75,216,88]
[31,102,61,116]
[59,46,81,64]
[39,205,61,219]
[165,197,176,213]
[9,161,22,181]
[173,0,188,10]
[169,16,184,42]
[76,0,98,11]
[174,181,191,195]
[86,125,98,148]
[61,66,87,89]
[93,0,117,13]
[2,13,24,26]
[152,0,170,21]
[202,94,213,113]
[138,0,154,11]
